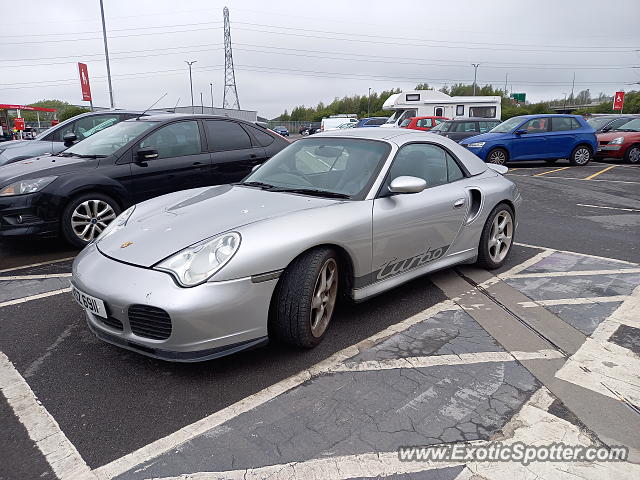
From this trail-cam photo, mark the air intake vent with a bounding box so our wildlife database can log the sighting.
[128,305,172,340]
[101,316,124,331]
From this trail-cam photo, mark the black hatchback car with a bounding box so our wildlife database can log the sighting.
[0,114,289,247]
[430,117,502,143]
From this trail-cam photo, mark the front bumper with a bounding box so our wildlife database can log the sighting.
[595,144,624,158]
[72,243,276,362]
[0,193,58,237]
[463,145,487,160]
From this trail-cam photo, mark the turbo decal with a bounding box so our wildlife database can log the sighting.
[374,245,450,281]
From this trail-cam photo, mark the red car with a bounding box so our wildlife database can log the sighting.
[595,117,640,163]
[400,116,448,132]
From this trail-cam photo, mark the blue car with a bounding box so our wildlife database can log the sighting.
[355,117,388,128]
[460,114,597,166]
[272,126,289,136]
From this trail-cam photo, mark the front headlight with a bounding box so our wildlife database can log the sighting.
[609,137,624,145]
[155,232,241,287]
[96,205,135,242]
[0,176,57,196]
[466,142,486,148]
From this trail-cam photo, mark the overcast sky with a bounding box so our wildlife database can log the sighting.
[2,0,638,118]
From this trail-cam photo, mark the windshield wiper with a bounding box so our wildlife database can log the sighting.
[269,187,350,199]
[234,181,277,189]
[74,154,106,158]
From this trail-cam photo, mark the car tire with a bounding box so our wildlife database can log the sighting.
[487,148,508,165]
[476,203,515,270]
[270,247,339,348]
[625,144,640,164]
[61,192,121,248]
[569,145,592,166]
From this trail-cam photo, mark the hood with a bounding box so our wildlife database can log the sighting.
[597,131,640,141]
[460,132,506,144]
[97,185,340,267]
[0,140,30,151]
[0,155,92,186]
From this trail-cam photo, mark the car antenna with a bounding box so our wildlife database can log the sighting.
[173,97,180,113]
[136,93,168,120]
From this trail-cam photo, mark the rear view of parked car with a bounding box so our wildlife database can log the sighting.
[272,126,289,136]
[0,115,288,247]
[460,114,597,165]
[400,116,448,132]
[430,118,501,142]
[0,111,144,167]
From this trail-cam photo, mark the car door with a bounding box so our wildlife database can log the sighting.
[372,143,468,283]
[509,117,552,160]
[129,119,211,203]
[548,117,578,158]
[205,119,266,183]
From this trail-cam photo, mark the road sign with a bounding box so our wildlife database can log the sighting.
[613,91,625,111]
[510,93,526,103]
[78,62,92,102]
[14,118,25,131]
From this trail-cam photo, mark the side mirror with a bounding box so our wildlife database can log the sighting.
[602,127,611,132]
[136,148,158,162]
[514,129,527,135]
[63,132,77,147]
[251,163,261,172]
[388,176,427,194]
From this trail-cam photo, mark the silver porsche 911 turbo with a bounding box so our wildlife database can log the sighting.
[71,128,521,361]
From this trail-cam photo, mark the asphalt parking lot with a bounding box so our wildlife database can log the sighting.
[1,160,639,480]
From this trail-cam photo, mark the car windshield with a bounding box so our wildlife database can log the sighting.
[490,117,524,133]
[586,117,615,130]
[612,118,640,132]
[385,110,406,124]
[64,120,159,157]
[400,118,412,127]
[430,121,449,132]
[241,138,390,198]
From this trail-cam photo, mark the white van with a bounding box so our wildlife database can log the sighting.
[321,116,358,132]
[381,90,501,128]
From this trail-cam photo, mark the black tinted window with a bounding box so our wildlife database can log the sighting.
[551,117,573,131]
[453,122,478,133]
[139,121,201,159]
[368,118,387,126]
[205,120,252,152]
[243,124,275,147]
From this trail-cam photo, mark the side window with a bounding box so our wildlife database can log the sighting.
[205,120,253,152]
[434,107,444,116]
[370,118,387,126]
[56,121,76,142]
[456,105,465,116]
[242,124,274,147]
[73,115,121,140]
[418,119,433,128]
[454,122,478,133]
[387,144,462,189]
[478,121,494,133]
[569,118,582,130]
[551,117,573,132]
[468,106,496,118]
[521,118,548,133]
[139,121,201,159]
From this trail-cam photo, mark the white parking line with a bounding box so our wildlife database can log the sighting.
[333,349,564,373]
[0,257,74,274]
[0,273,72,281]
[93,300,459,480]
[510,268,640,278]
[0,351,95,480]
[518,296,630,307]
[577,203,640,213]
[515,242,638,266]
[0,287,72,309]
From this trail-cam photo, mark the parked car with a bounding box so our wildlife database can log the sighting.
[299,123,322,135]
[400,116,448,132]
[321,117,357,131]
[585,115,638,134]
[272,126,289,137]
[460,114,597,165]
[338,122,356,129]
[595,117,640,164]
[0,111,144,167]
[71,128,520,361]
[355,117,388,128]
[0,114,288,247]
[430,117,501,142]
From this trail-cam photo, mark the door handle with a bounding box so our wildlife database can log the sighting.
[453,198,466,208]
[249,154,257,159]
[192,161,205,166]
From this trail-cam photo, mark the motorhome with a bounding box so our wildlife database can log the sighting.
[321,114,358,131]
[381,90,501,127]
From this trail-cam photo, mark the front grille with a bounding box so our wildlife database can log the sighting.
[128,305,172,340]
[599,140,610,146]
[101,316,124,331]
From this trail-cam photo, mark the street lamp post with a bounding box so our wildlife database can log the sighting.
[368,87,371,117]
[210,83,214,110]
[562,93,568,112]
[185,61,197,114]
[471,64,480,95]
[99,0,115,108]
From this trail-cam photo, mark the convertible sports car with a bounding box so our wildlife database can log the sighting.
[72,128,521,361]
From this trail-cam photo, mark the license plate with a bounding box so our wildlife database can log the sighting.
[71,286,107,318]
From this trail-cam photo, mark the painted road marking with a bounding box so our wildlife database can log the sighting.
[518,295,630,307]
[506,173,640,185]
[0,351,95,480]
[0,273,72,281]
[533,166,570,176]
[514,242,638,266]
[0,257,74,274]
[583,164,617,180]
[333,349,564,373]
[510,268,640,279]
[0,287,72,309]
[577,203,640,213]
[93,301,459,479]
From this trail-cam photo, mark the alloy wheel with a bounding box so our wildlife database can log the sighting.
[71,199,116,242]
[628,147,640,164]
[488,210,513,263]
[489,150,507,165]
[573,147,591,165]
[309,258,338,338]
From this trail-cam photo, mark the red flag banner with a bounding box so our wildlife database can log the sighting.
[78,62,92,102]
[613,91,625,111]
